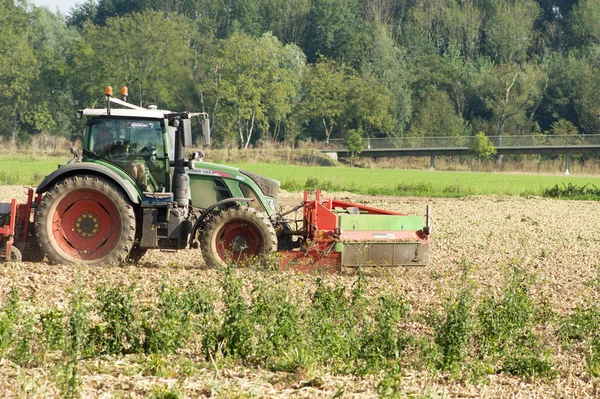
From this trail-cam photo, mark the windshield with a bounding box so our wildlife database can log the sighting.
[89,118,165,159]
[87,118,168,192]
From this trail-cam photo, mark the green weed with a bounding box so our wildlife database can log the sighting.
[39,309,66,351]
[542,183,600,199]
[150,384,181,399]
[476,266,555,377]
[203,266,254,360]
[0,288,21,357]
[57,359,81,399]
[306,277,364,372]
[94,283,141,355]
[359,294,411,373]
[250,276,303,370]
[432,289,473,375]
[142,283,192,354]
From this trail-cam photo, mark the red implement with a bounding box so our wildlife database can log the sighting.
[279,190,431,273]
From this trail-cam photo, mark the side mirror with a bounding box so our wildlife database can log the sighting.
[201,118,211,147]
[179,118,192,147]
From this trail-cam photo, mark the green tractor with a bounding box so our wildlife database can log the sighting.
[17,86,430,271]
[34,87,280,267]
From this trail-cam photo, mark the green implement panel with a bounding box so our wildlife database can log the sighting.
[338,214,423,232]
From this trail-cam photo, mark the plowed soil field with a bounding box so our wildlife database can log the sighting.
[1,185,600,398]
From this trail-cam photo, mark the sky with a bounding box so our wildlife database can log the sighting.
[29,0,81,15]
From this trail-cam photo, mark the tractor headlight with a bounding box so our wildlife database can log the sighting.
[266,196,277,212]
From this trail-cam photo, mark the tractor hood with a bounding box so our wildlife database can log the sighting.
[188,161,280,199]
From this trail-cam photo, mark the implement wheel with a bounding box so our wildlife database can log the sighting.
[9,246,22,262]
[0,244,22,263]
[36,175,136,266]
[200,207,277,268]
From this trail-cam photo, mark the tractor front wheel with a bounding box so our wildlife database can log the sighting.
[36,175,136,266]
[200,207,277,268]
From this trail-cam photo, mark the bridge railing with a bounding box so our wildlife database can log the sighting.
[326,134,600,150]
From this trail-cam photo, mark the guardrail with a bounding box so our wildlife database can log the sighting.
[325,135,600,150]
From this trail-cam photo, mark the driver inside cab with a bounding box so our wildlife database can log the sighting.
[92,124,148,188]
[94,125,128,160]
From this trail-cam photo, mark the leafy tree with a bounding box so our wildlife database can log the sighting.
[0,0,38,144]
[303,0,365,65]
[362,23,411,135]
[475,62,547,139]
[408,89,468,137]
[549,118,578,135]
[200,32,304,149]
[300,59,346,143]
[26,7,79,137]
[363,0,397,25]
[258,0,311,44]
[569,0,600,47]
[481,0,540,64]
[537,53,582,132]
[343,73,393,136]
[67,0,98,29]
[410,44,477,122]
[72,11,193,109]
[534,0,575,51]
[344,127,364,166]
[469,131,497,160]
[399,0,483,60]
[94,0,149,25]
[571,56,600,135]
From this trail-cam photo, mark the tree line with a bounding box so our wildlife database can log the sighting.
[1,0,598,149]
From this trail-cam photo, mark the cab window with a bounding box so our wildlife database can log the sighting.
[88,118,167,192]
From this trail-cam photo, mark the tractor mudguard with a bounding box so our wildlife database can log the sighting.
[36,163,140,204]
[189,197,253,246]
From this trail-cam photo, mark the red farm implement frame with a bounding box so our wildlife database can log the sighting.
[0,188,41,263]
[278,190,431,273]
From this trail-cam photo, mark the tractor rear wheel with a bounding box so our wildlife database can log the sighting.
[36,175,136,266]
[200,207,277,268]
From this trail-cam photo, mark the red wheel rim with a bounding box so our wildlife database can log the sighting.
[215,221,263,264]
[51,189,121,261]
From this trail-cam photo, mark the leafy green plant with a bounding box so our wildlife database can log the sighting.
[203,266,254,360]
[476,266,555,377]
[57,359,82,399]
[306,277,365,371]
[150,384,181,399]
[359,294,411,372]
[142,283,192,354]
[469,132,497,161]
[558,303,600,345]
[250,276,303,369]
[542,183,600,199]
[40,308,66,351]
[94,283,142,355]
[432,289,473,374]
[344,127,365,165]
[0,288,21,357]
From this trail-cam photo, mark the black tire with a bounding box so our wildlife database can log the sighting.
[200,207,277,268]
[15,238,46,262]
[127,245,148,263]
[35,174,136,266]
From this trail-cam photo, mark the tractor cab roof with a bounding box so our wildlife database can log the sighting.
[79,96,201,121]
[81,108,169,119]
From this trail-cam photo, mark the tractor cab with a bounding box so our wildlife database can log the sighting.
[86,116,169,192]
[78,86,203,195]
